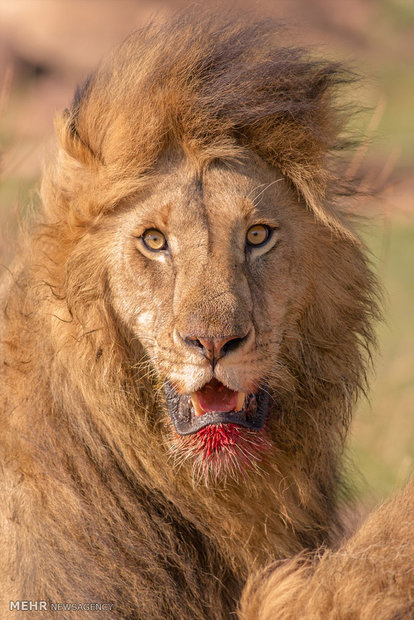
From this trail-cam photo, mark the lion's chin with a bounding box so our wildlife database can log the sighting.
[168,422,271,483]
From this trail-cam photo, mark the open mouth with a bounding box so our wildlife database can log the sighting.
[164,378,270,436]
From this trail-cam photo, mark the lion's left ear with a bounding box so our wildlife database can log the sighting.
[281,156,354,240]
[277,144,355,240]
[242,65,358,240]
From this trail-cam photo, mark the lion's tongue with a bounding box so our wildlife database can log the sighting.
[191,379,242,416]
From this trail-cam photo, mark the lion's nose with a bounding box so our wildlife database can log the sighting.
[180,332,251,366]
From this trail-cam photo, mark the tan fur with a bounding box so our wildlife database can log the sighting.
[0,11,410,619]
[240,478,414,619]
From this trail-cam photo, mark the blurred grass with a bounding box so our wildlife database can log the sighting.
[375,62,414,164]
[351,219,414,501]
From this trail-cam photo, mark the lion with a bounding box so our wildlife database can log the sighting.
[0,11,413,619]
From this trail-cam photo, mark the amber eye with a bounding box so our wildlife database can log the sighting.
[246,224,271,247]
[141,229,167,252]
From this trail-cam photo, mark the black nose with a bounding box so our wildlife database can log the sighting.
[180,332,250,366]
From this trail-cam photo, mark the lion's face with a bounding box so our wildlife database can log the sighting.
[105,151,319,478]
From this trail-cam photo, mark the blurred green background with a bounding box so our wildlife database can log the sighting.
[0,0,413,504]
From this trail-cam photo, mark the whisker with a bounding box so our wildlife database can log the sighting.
[251,178,283,205]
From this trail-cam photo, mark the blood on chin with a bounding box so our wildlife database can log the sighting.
[169,422,270,482]
[192,424,254,459]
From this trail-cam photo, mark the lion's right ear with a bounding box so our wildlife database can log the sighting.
[55,110,99,169]
[44,101,148,227]
[41,112,102,226]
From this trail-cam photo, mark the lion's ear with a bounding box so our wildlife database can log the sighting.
[45,109,143,225]
[281,158,353,239]
[276,137,354,240]
[237,62,357,239]
[55,111,99,169]
[40,112,101,228]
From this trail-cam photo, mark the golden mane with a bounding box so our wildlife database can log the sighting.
[48,12,354,235]
[2,11,411,620]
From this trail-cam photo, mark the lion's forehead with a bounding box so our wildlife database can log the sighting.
[131,154,297,246]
